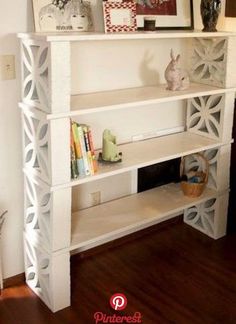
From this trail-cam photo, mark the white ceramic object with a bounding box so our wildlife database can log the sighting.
[165,49,190,91]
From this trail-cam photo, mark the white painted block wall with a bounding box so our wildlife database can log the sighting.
[0,0,235,279]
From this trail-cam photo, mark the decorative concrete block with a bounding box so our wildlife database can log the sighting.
[225,36,236,88]
[21,39,70,114]
[184,191,229,239]
[190,37,227,87]
[22,105,70,186]
[182,145,231,192]
[24,233,70,312]
[187,92,235,144]
[24,173,71,252]
[21,40,50,112]
[190,37,236,88]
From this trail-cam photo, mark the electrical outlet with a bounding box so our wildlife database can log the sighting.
[90,191,101,206]
[1,55,16,80]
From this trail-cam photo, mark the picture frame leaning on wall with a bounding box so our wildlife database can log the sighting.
[103,1,137,33]
[32,0,93,32]
[136,0,194,30]
[225,0,236,17]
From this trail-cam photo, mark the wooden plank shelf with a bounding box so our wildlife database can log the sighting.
[70,183,217,253]
[45,84,236,119]
[18,30,236,42]
[51,132,222,190]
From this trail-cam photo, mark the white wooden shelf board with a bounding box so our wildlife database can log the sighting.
[52,132,222,190]
[18,30,236,42]
[46,84,236,119]
[70,183,217,253]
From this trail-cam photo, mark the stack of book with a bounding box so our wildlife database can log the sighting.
[70,120,98,179]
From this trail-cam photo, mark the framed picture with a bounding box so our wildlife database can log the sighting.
[103,1,137,33]
[32,0,93,32]
[225,0,236,17]
[136,0,194,30]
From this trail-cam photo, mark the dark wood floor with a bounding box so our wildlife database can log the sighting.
[1,218,236,324]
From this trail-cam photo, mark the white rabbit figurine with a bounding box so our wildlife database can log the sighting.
[164,49,189,91]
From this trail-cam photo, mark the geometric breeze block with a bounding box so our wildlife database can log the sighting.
[21,39,70,114]
[204,145,231,192]
[22,106,50,183]
[24,173,71,252]
[22,105,71,186]
[190,38,227,87]
[24,233,71,312]
[182,145,231,192]
[184,191,229,239]
[225,36,236,88]
[190,37,236,88]
[21,40,50,111]
[187,92,235,144]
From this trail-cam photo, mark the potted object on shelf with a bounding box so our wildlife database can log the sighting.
[180,154,208,198]
[200,0,221,32]
[99,129,122,163]
[164,49,189,91]
[143,16,156,31]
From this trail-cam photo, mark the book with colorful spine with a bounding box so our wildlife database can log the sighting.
[77,124,91,176]
[70,123,78,179]
[87,126,98,173]
[70,120,98,177]
[81,124,95,175]
[71,121,85,176]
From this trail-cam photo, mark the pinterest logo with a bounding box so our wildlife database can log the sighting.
[110,293,127,311]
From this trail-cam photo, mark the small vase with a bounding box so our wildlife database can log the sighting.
[200,0,221,32]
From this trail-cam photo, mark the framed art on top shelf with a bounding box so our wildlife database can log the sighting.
[136,0,194,30]
[225,0,236,17]
[32,0,93,32]
[103,1,137,33]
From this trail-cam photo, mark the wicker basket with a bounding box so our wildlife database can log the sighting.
[180,153,209,198]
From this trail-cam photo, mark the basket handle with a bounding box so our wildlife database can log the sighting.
[180,153,209,184]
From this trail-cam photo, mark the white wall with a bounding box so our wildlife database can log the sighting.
[0,1,34,278]
[0,0,236,279]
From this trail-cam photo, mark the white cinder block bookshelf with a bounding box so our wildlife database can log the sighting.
[18,30,236,312]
